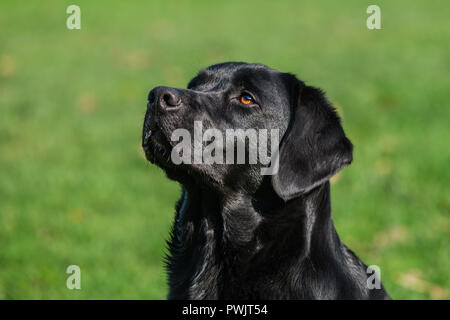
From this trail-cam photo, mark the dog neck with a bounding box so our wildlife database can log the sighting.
[167,178,346,299]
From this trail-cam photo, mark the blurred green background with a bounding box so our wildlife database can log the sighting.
[0,0,449,299]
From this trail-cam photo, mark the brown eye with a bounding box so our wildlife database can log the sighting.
[240,94,254,105]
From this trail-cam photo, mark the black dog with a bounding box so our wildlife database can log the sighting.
[142,62,390,299]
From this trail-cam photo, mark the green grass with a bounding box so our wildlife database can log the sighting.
[0,0,449,299]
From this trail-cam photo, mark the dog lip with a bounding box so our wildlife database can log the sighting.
[142,123,160,147]
[142,135,172,166]
[142,127,171,164]
[143,130,152,146]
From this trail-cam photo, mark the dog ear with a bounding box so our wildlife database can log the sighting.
[271,83,353,201]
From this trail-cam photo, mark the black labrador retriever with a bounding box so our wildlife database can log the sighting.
[142,62,390,299]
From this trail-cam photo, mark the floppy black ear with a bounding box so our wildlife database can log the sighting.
[271,83,353,201]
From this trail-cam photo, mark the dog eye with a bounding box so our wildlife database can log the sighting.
[240,94,255,105]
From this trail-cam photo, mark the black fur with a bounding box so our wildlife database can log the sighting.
[142,62,390,299]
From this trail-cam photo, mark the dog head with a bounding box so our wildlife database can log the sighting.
[142,62,352,200]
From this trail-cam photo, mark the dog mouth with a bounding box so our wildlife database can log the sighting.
[142,124,174,166]
[142,128,155,147]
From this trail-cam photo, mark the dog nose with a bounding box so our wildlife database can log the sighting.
[148,86,181,110]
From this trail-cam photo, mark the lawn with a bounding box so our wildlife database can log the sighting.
[0,0,448,299]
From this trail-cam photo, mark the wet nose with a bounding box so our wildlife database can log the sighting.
[148,86,181,110]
